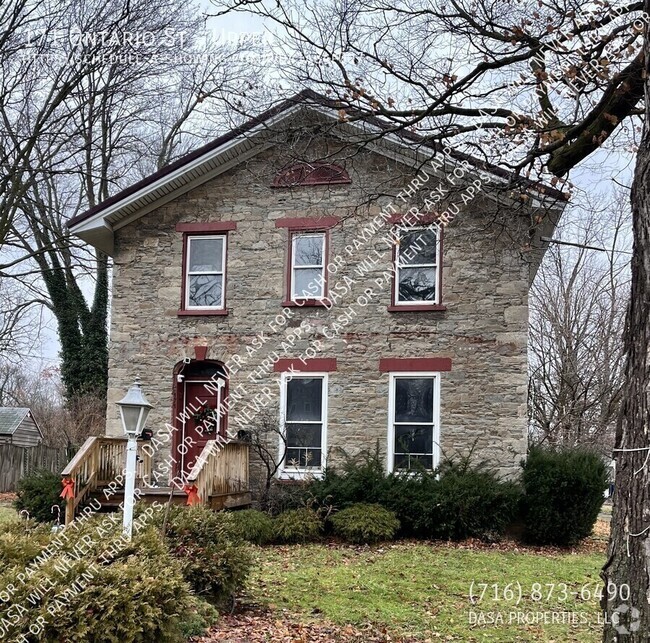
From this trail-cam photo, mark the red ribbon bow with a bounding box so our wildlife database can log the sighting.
[183,484,201,506]
[60,478,75,500]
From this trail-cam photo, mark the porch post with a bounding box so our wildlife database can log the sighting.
[123,436,138,539]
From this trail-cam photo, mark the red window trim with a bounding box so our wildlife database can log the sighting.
[379,358,452,372]
[389,224,444,311]
[274,358,337,372]
[284,229,330,306]
[175,221,237,232]
[275,216,340,230]
[178,229,231,317]
[178,309,229,317]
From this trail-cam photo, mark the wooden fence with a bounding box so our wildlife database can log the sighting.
[0,444,73,492]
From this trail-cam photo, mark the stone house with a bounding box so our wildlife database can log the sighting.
[68,90,566,497]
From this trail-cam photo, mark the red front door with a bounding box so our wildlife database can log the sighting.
[177,379,224,479]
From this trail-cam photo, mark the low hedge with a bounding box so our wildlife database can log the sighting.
[229,509,275,545]
[422,460,522,541]
[306,452,521,542]
[273,508,322,543]
[330,503,400,544]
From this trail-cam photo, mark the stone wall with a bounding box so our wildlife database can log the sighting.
[107,139,539,486]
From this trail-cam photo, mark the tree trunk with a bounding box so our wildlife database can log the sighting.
[601,13,650,637]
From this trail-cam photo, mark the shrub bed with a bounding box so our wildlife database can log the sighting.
[309,451,390,509]
[151,504,252,605]
[522,446,607,546]
[306,452,521,542]
[422,460,522,541]
[0,512,209,642]
[330,503,400,544]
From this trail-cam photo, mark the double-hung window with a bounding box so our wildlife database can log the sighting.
[280,373,327,475]
[388,373,440,471]
[394,227,439,305]
[184,235,226,310]
[290,232,326,302]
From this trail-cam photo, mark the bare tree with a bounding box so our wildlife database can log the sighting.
[242,409,329,512]
[212,1,650,635]
[0,0,262,398]
[0,362,103,447]
[529,195,630,455]
[240,410,290,511]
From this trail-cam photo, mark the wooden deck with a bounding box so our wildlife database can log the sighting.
[61,436,250,525]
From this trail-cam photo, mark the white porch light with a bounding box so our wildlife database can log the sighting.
[116,377,153,539]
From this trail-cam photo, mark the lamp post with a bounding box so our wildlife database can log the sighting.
[116,377,153,540]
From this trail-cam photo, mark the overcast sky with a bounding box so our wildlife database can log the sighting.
[26,1,635,378]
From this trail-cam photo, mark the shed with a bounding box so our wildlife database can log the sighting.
[0,408,44,447]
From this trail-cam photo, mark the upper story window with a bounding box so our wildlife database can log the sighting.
[290,232,326,302]
[184,235,226,310]
[176,222,236,317]
[275,217,338,307]
[394,227,440,306]
[388,373,440,472]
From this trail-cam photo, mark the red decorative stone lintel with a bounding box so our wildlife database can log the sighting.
[274,358,337,372]
[379,357,452,372]
[275,216,339,230]
[175,221,237,232]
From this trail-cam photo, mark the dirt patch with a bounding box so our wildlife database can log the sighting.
[0,492,16,504]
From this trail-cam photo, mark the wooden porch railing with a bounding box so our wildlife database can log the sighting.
[61,436,152,525]
[186,440,250,508]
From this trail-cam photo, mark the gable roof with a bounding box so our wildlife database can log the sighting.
[68,89,568,255]
[0,407,40,436]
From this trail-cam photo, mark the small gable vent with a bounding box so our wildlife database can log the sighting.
[271,162,351,188]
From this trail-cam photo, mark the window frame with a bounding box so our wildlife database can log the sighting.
[288,230,328,305]
[278,372,328,479]
[386,371,441,473]
[390,225,444,310]
[181,233,227,313]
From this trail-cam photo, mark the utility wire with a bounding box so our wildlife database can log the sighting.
[541,236,633,256]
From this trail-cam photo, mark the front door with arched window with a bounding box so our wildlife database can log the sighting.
[172,360,227,479]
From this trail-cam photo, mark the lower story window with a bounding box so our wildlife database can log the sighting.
[388,373,440,471]
[281,373,327,474]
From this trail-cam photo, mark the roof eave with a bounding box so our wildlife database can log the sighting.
[69,94,568,256]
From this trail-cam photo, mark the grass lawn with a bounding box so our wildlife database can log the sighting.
[0,502,16,524]
[0,498,608,643]
[245,538,607,642]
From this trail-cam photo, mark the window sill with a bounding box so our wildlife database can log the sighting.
[177,309,229,317]
[277,469,324,481]
[388,468,437,478]
[387,304,447,312]
[282,299,329,308]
